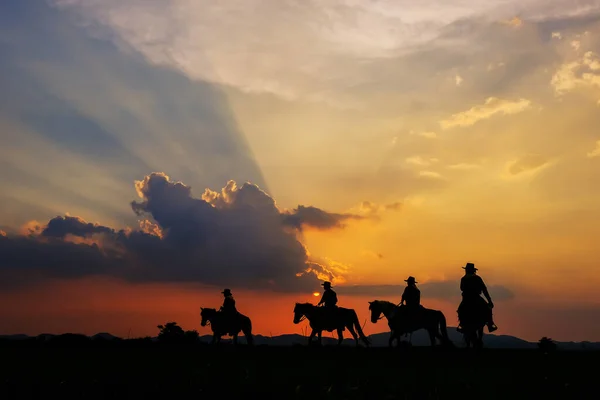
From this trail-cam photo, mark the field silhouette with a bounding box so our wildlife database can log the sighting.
[1,330,597,399]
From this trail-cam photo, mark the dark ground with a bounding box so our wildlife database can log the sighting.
[0,339,598,399]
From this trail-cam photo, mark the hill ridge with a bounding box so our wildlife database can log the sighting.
[1,330,598,350]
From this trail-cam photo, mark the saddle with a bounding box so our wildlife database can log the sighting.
[458,299,490,325]
[319,306,342,331]
[394,305,423,332]
[219,311,241,335]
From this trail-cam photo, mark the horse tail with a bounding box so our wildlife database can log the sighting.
[351,310,370,346]
[245,315,254,343]
[437,311,453,346]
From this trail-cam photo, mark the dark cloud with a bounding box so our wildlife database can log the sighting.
[335,280,515,302]
[0,173,373,293]
[41,215,114,238]
[281,205,365,230]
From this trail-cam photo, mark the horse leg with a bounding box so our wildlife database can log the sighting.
[346,325,359,347]
[232,334,238,346]
[337,328,345,346]
[211,333,217,345]
[463,331,470,349]
[317,331,323,346]
[428,329,437,347]
[308,329,317,346]
[243,328,254,346]
[476,327,484,349]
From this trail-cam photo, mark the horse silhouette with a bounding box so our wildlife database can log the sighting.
[200,307,254,345]
[293,303,370,347]
[458,303,487,349]
[368,300,453,348]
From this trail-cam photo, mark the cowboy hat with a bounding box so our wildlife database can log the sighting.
[404,276,418,283]
[221,288,232,295]
[321,281,332,287]
[462,263,478,271]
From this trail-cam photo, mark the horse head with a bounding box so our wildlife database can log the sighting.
[293,302,313,324]
[200,307,217,327]
[368,301,383,323]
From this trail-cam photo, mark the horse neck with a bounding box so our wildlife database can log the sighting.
[380,302,397,318]
[299,304,315,318]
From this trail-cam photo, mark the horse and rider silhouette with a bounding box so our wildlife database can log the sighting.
[200,289,254,345]
[293,281,371,347]
[369,263,497,348]
[368,276,454,348]
[200,262,498,348]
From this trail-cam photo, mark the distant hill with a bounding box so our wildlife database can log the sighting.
[1,329,599,350]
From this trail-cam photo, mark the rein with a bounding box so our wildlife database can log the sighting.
[297,306,314,323]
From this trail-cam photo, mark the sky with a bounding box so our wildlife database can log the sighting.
[1,0,600,342]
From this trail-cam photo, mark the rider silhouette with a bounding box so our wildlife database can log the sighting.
[398,276,422,327]
[401,276,421,307]
[317,281,338,323]
[456,263,498,333]
[220,289,238,332]
[318,281,338,308]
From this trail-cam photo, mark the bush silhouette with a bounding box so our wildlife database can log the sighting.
[538,336,557,353]
[157,322,199,344]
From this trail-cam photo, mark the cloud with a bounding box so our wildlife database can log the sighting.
[551,51,600,97]
[353,201,403,216]
[281,205,365,231]
[0,172,376,292]
[507,153,550,175]
[439,97,533,130]
[412,131,437,139]
[587,140,600,157]
[455,75,464,86]
[446,163,481,170]
[405,156,439,167]
[501,16,523,28]
[335,280,515,301]
[419,171,444,179]
[361,250,384,260]
[48,0,600,107]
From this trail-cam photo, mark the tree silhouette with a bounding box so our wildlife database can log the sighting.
[157,322,185,342]
[538,336,557,353]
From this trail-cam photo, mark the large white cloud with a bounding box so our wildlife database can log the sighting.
[50,0,600,106]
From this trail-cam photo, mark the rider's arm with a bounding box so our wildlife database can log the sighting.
[317,293,325,305]
[480,279,493,304]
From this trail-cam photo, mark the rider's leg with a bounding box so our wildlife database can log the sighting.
[483,302,497,332]
[456,303,464,332]
[487,312,498,332]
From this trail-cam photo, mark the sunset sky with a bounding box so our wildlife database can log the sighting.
[2,0,600,342]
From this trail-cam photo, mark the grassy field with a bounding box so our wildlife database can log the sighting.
[0,340,597,399]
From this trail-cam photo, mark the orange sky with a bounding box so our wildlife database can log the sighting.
[1,277,598,342]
